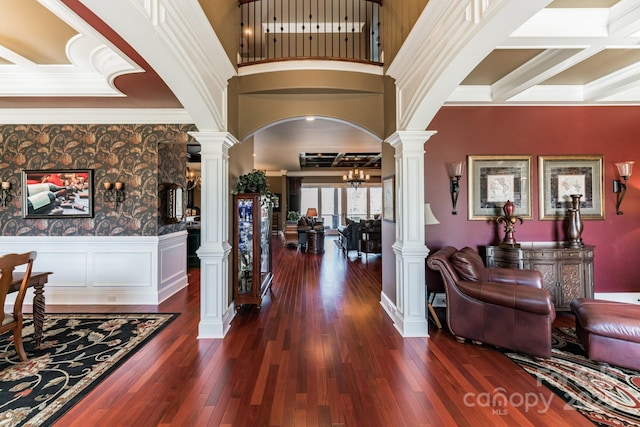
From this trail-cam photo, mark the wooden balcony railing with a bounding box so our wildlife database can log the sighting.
[238,0,382,66]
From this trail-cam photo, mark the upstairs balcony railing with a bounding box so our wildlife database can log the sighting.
[239,0,382,66]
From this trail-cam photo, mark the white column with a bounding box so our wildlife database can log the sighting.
[386,131,437,337]
[189,131,238,338]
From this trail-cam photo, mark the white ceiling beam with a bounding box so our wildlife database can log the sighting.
[387,0,552,131]
[609,0,640,37]
[505,85,584,103]
[491,48,600,102]
[500,36,640,48]
[510,8,609,38]
[449,2,640,106]
[585,61,640,101]
[447,85,492,103]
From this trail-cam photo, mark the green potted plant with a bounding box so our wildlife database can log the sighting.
[286,211,301,222]
[232,169,274,206]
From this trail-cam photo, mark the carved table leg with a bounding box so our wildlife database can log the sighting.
[32,282,45,348]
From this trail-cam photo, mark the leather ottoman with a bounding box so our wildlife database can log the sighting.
[570,298,640,371]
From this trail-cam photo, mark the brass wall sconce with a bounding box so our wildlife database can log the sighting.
[0,181,13,208]
[103,181,125,208]
[613,161,634,215]
[186,167,201,190]
[449,161,464,215]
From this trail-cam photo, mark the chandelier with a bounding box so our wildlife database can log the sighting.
[343,166,370,189]
[186,167,201,190]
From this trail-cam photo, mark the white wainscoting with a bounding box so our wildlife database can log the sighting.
[1,232,188,307]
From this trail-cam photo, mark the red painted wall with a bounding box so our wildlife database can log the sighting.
[425,106,640,293]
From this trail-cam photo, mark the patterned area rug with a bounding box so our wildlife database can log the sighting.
[0,313,177,427]
[506,327,640,427]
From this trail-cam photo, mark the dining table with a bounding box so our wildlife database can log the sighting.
[9,271,52,348]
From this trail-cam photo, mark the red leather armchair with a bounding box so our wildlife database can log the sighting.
[427,246,556,358]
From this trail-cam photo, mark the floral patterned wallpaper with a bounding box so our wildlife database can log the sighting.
[158,142,188,236]
[0,124,196,236]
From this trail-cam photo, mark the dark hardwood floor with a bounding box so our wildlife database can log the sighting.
[50,236,591,426]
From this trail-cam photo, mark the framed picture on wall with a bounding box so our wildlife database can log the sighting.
[538,155,604,220]
[22,169,93,219]
[382,175,395,223]
[467,155,532,220]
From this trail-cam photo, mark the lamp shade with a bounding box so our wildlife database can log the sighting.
[449,161,465,178]
[306,208,318,217]
[615,161,635,179]
[424,203,440,225]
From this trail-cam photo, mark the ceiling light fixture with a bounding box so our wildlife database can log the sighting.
[343,166,370,190]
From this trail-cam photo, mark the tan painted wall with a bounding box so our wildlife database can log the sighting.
[202,0,429,74]
[199,0,239,69]
[228,136,255,306]
[380,0,429,69]
[383,75,397,139]
[227,77,239,136]
[380,137,396,302]
[235,70,384,140]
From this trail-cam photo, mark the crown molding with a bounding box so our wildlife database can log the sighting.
[0,108,193,124]
[387,0,551,130]
[0,0,143,97]
[81,0,236,131]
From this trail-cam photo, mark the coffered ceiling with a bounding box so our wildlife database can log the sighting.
[1,0,639,171]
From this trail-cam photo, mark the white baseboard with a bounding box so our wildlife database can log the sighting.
[380,290,429,337]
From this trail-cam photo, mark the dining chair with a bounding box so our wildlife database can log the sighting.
[0,251,37,361]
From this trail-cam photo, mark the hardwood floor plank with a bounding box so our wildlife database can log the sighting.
[50,236,592,426]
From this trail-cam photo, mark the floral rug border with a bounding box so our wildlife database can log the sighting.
[1,313,178,427]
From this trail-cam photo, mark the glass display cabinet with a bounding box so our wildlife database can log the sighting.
[233,193,273,309]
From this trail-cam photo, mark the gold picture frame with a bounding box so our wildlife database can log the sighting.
[538,155,604,220]
[467,155,532,220]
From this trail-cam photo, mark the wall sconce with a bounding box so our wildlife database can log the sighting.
[103,181,125,208]
[0,181,13,208]
[186,167,201,190]
[449,161,465,215]
[613,161,634,215]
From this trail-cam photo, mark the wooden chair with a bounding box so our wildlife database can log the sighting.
[0,251,37,361]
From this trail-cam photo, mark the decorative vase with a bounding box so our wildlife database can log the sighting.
[567,194,584,248]
[496,200,523,247]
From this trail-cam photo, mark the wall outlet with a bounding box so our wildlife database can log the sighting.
[107,295,117,303]
[432,294,446,308]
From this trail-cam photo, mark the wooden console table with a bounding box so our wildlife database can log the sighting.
[10,271,52,347]
[359,229,381,259]
[306,230,324,254]
[483,243,594,310]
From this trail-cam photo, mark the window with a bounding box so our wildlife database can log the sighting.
[369,187,382,216]
[300,187,318,217]
[321,187,341,229]
[346,187,368,221]
[301,184,381,227]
